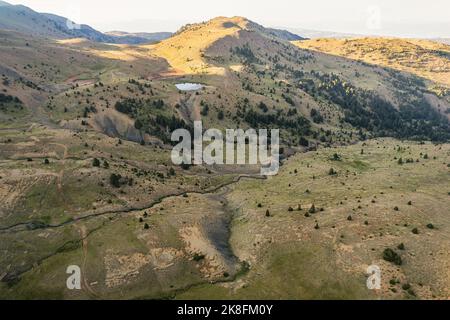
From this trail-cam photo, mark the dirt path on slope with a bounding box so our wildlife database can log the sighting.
[49,143,68,193]
[79,225,99,299]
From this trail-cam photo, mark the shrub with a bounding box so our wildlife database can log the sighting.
[412,228,419,234]
[383,248,402,265]
[134,119,143,130]
[110,173,122,188]
[310,108,324,123]
[332,153,341,161]
[193,253,205,262]
[92,158,100,167]
[299,137,309,147]
[402,283,411,291]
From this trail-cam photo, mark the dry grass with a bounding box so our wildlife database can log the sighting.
[150,17,250,75]
[293,38,450,87]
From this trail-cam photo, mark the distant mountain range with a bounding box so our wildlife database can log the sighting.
[105,31,173,42]
[265,28,306,41]
[283,27,362,39]
[0,0,172,44]
[434,38,450,45]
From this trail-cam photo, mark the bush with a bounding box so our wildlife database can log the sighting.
[92,158,100,167]
[180,163,191,170]
[310,108,324,123]
[402,283,411,291]
[134,119,143,130]
[299,137,309,147]
[383,248,402,265]
[332,153,341,161]
[110,173,122,188]
[193,253,205,262]
[200,104,209,116]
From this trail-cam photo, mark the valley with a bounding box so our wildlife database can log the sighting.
[0,2,449,300]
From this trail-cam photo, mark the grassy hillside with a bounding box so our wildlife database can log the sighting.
[0,16,450,300]
[1,136,448,299]
[178,138,450,300]
[0,1,158,44]
[293,38,450,89]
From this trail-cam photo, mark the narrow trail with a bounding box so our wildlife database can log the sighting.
[79,225,99,299]
[49,143,68,193]
[0,173,267,290]
[0,174,266,233]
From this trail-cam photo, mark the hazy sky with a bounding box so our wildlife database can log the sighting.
[6,0,450,38]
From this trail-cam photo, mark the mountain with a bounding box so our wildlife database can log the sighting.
[1,14,449,143]
[0,14,450,301]
[0,1,167,44]
[285,27,362,39]
[434,38,450,45]
[266,28,305,41]
[105,31,172,43]
[293,37,450,87]
[152,16,306,74]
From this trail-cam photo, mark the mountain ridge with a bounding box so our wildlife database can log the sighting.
[0,1,171,44]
